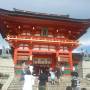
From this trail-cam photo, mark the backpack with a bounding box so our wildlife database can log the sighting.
[71,79,77,87]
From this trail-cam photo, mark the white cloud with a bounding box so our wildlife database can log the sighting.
[78,28,90,45]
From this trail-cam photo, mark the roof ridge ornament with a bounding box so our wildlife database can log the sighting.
[13,8,26,12]
[12,8,69,18]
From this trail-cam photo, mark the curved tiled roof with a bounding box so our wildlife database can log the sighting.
[0,8,90,40]
[0,8,90,23]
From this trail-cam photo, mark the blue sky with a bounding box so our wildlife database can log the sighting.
[0,0,90,51]
[0,0,90,19]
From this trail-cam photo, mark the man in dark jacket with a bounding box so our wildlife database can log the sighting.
[71,72,81,90]
[39,69,48,90]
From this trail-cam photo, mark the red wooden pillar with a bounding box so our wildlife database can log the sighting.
[14,47,17,64]
[51,58,54,69]
[56,50,60,66]
[68,49,73,71]
[56,50,60,61]
[29,46,33,65]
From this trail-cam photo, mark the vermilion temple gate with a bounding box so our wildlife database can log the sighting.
[0,8,90,74]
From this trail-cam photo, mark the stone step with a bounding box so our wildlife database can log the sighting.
[7,76,90,90]
[7,77,24,90]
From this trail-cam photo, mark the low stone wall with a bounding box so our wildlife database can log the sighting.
[0,57,14,74]
[2,75,14,90]
[0,57,14,90]
[82,60,90,78]
[79,60,90,78]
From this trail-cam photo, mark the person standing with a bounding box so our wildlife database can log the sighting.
[55,66,62,83]
[49,69,56,84]
[39,69,48,90]
[29,65,34,75]
[61,66,65,75]
[71,72,81,90]
[22,70,35,90]
[20,62,27,81]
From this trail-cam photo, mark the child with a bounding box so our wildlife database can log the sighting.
[49,69,55,84]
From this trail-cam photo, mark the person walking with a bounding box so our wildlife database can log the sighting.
[39,69,48,90]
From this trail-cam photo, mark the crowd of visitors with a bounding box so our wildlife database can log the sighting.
[21,63,63,90]
[21,63,82,90]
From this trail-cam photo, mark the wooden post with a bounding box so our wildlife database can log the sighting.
[14,48,17,64]
[68,49,73,71]
[29,46,33,64]
[56,50,59,61]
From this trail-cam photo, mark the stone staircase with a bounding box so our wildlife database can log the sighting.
[7,77,24,90]
[7,76,71,90]
[33,76,72,90]
[0,74,9,90]
[80,78,90,90]
[4,76,90,90]
[0,56,14,90]
[46,76,90,90]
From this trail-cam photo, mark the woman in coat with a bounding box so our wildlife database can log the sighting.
[22,69,35,90]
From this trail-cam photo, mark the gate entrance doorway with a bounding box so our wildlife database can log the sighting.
[33,57,52,75]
